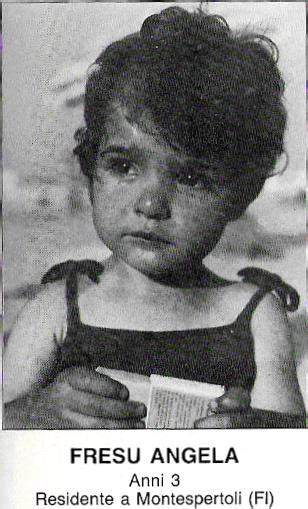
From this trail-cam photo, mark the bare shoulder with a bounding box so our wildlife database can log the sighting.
[230,281,294,357]
[14,280,68,343]
[250,289,292,351]
[221,281,289,329]
[221,280,297,362]
[224,281,259,300]
[215,281,259,319]
[9,271,95,343]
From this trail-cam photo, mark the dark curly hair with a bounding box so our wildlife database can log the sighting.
[74,6,286,218]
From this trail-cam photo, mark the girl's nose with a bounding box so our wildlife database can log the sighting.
[134,187,171,220]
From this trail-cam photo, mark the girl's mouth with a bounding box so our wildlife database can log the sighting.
[123,231,173,247]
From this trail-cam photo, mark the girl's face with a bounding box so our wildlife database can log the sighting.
[91,106,230,281]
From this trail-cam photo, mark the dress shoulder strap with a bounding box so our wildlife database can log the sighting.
[41,259,104,332]
[233,267,300,331]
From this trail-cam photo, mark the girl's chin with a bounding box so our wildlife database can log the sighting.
[114,246,202,282]
[124,253,177,279]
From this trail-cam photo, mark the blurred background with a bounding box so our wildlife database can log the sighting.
[2,2,307,403]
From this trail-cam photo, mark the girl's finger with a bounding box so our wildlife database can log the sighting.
[62,409,146,429]
[89,419,146,430]
[57,366,129,400]
[207,387,251,415]
[66,390,147,419]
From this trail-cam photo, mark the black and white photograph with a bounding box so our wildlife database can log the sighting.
[2,2,307,429]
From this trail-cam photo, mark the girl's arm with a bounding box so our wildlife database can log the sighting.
[4,285,146,429]
[195,291,306,428]
[250,292,304,415]
[4,283,67,402]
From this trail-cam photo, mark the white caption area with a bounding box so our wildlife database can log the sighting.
[1,430,306,509]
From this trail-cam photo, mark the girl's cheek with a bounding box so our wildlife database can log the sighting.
[175,191,228,223]
[92,181,130,211]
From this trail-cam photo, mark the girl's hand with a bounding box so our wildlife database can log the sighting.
[194,387,305,428]
[4,367,147,429]
[194,409,305,428]
[207,387,251,415]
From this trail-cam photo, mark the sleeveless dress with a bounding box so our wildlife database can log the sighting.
[42,260,299,391]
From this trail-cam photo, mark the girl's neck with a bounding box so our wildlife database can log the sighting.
[103,255,223,299]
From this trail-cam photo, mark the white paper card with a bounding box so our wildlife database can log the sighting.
[97,368,224,429]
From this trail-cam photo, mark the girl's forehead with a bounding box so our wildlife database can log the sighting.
[101,104,186,161]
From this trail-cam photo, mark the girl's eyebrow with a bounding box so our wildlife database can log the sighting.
[100,145,131,156]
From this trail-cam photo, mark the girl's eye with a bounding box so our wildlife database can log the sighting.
[98,156,140,179]
[176,172,209,190]
[108,158,137,176]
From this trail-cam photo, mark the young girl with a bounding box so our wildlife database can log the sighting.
[4,6,305,429]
